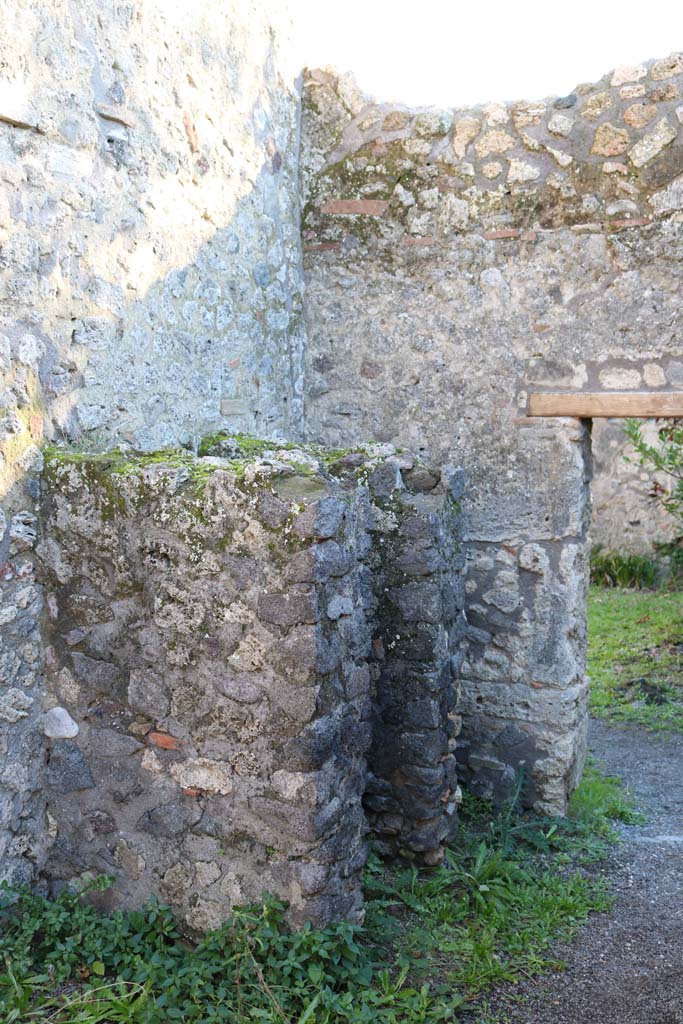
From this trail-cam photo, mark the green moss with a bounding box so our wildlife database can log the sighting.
[197,432,300,459]
[42,444,224,526]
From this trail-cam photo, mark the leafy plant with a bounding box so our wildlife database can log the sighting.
[0,879,452,1023]
[624,418,683,523]
[363,767,624,1005]
[568,760,644,830]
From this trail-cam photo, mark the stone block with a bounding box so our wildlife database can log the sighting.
[46,742,95,792]
[257,591,319,626]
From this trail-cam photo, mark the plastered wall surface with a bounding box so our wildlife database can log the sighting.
[301,57,683,810]
[0,0,304,452]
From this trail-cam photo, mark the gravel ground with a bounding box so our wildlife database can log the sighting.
[470,718,683,1024]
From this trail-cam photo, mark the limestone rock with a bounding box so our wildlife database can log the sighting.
[482,161,503,178]
[582,91,614,120]
[623,102,657,129]
[474,129,515,158]
[451,117,480,159]
[591,123,629,157]
[629,118,677,167]
[611,64,647,87]
[650,54,683,81]
[508,159,540,183]
[42,707,79,739]
[548,113,574,137]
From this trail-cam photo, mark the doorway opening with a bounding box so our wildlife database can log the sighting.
[588,415,683,731]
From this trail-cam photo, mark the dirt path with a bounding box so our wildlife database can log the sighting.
[475,719,683,1024]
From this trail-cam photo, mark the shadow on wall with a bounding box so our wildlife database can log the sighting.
[0,0,305,887]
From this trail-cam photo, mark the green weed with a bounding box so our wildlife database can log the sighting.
[0,878,452,1023]
[362,768,624,1011]
[0,764,636,1023]
[568,760,644,830]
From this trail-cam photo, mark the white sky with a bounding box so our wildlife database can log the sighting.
[290,0,682,108]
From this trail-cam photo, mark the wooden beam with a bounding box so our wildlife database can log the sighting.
[527,391,683,418]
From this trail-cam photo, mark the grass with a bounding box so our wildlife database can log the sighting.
[0,765,638,1023]
[588,585,683,731]
[362,766,640,1012]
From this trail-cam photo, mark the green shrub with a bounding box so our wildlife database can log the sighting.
[589,545,660,589]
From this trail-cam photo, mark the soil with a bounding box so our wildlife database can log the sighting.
[471,719,683,1024]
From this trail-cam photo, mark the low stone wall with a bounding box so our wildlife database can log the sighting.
[32,438,465,926]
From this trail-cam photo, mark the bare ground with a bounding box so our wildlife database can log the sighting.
[471,719,683,1024]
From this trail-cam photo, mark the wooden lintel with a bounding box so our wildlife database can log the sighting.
[527,391,683,419]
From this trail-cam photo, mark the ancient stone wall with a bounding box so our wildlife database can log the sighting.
[0,0,304,889]
[4,0,683,919]
[590,419,679,553]
[300,56,683,811]
[1,0,304,450]
[34,438,465,926]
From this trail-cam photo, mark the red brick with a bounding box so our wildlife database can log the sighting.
[403,235,436,246]
[182,787,202,797]
[520,230,537,242]
[183,113,199,153]
[148,731,180,750]
[303,242,343,252]
[29,415,42,440]
[321,199,388,216]
[483,229,519,240]
[608,217,652,229]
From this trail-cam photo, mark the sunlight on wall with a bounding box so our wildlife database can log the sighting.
[291,0,680,106]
